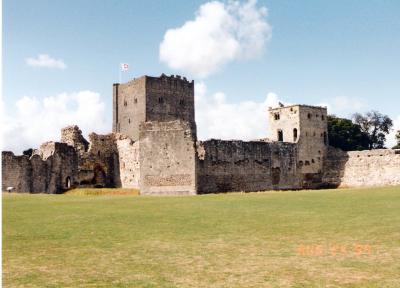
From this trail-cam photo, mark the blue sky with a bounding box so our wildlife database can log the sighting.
[3,0,400,151]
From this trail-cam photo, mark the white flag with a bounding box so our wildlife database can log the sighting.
[120,63,129,71]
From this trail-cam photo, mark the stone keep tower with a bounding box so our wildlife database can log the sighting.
[112,74,195,141]
[268,105,328,174]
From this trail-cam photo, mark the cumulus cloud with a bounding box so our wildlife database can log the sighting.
[2,91,108,153]
[318,96,366,117]
[26,54,67,69]
[159,0,271,78]
[195,82,282,140]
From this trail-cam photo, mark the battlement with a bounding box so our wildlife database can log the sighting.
[269,104,327,111]
[113,74,194,87]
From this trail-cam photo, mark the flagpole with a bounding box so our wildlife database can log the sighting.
[119,63,121,83]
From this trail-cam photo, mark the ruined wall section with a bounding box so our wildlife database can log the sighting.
[77,133,121,188]
[323,147,400,187]
[38,142,79,193]
[61,125,89,155]
[139,120,197,195]
[2,142,78,193]
[2,152,32,192]
[60,126,140,189]
[197,140,300,193]
[116,135,140,189]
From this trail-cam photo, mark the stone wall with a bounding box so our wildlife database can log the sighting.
[61,125,89,155]
[197,140,300,193]
[116,135,140,188]
[60,126,140,189]
[2,152,31,192]
[139,120,197,195]
[323,147,400,187]
[2,142,78,193]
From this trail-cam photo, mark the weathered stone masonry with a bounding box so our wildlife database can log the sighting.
[322,147,400,188]
[197,140,300,193]
[2,74,400,194]
[2,142,78,194]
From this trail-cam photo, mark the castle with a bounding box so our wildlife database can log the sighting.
[2,74,400,194]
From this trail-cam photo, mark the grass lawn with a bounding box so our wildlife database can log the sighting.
[3,186,400,288]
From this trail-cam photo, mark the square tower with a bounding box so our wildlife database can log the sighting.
[112,74,195,140]
[268,105,328,174]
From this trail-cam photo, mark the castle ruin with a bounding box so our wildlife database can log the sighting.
[2,74,400,194]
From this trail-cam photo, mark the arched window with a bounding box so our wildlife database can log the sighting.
[277,129,283,142]
[293,128,298,142]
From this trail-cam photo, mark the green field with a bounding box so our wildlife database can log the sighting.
[3,186,400,288]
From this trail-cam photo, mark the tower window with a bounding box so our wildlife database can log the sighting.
[321,115,325,120]
[158,97,164,104]
[277,129,283,141]
[323,132,327,145]
[179,99,185,105]
[128,118,131,124]
[134,98,137,104]
[274,113,280,120]
[293,128,298,142]
[307,113,311,119]
[124,100,127,106]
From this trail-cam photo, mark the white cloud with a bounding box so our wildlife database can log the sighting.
[159,0,271,78]
[195,82,282,140]
[26,54,67,69]
[318,96,366,117]
[2,91,108,153]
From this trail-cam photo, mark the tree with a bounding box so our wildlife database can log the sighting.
[327,115,369,151]
[393,130,400,149]
[352,111,393,149]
